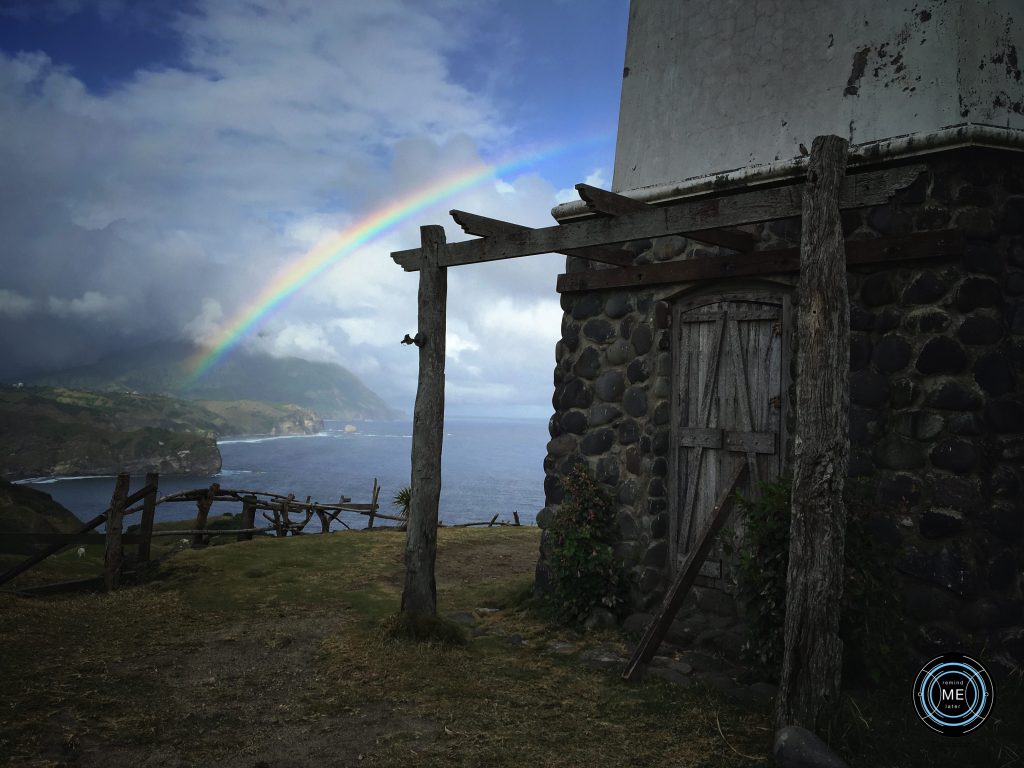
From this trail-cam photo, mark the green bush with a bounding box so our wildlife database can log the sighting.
[732,476,907,684]
[546,466,625,625]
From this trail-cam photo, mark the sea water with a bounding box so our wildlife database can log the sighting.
[21,418,548,529]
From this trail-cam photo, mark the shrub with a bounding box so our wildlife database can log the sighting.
[546,465,625,625]
[732,476,907,684]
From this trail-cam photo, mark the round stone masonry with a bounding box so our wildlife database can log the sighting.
[916,336,968,375]
[541,155,1024,663]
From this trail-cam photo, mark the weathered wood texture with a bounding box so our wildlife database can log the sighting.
[556,229,962,292]
[366,479,381,529]
[776,135,851,732]
[137,472,159,563]
[451,209,633,267]
[103,473,129,592]
[392,165,923,270]
[622,461,748,682]
[671,295,784,581]
[576,183,757,251]
[191,483,219,548]
[402,225,448,618]
[239,496,256,541]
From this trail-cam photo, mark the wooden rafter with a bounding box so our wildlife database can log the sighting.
[450,210,633,267]
[555,230,962,293]
[391,164,924,271]
[577,183,758,252]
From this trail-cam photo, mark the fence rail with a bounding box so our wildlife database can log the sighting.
[1,471,523,593]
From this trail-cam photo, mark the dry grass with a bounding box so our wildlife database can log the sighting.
[0,526,1020,767]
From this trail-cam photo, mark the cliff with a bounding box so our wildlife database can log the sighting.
[0,386,324,480]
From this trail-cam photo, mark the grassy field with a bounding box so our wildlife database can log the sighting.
[0,526,1021,767]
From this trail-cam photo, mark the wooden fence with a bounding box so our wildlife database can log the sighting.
[1,471,522,593]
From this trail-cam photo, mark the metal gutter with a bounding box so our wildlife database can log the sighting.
[550,123,1024,222]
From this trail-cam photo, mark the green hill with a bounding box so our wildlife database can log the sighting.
[0,478,82,553]
[0,386,324,480]
[28,341,400,420]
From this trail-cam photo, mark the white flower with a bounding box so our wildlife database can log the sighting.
[76,547,85,558]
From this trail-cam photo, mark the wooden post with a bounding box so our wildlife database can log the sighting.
[191,483,219,548]
[137,472,159,564]
[401,225,447,618]
[366,479,379,529]
[239,496,256,541]
[281,494,294,535]
[0,481,156,588]
[104,473,130,592]
[776,135,850,732]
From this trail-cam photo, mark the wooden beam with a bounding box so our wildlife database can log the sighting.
[556,229,962,292]
[392,165,923,271]
[685,227,759,252]
[577,184,758,252]
[450,210,634,267]
[622,461,748,682]
[402,225,447,619]
[575,183,647,215]
[777,135,851,732]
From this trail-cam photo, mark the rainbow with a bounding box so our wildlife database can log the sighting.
[183,131,613,386]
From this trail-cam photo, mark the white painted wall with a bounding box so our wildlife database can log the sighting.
[612,0,1024,192]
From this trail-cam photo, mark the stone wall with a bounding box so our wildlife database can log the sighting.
[536,147,1024,671]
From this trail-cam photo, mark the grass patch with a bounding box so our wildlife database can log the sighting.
[0,525,1021,767]
[385,612,468,646]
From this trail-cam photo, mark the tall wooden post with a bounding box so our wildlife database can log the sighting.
[104,473,130,592]
[401,225,447,618]
[776,135,850,732]
[239,496,256,541]
[192,483,219,548]
[137,472,159,564]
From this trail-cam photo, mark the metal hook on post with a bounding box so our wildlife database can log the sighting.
[401,333,425,348]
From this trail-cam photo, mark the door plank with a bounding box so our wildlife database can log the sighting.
[623,461,748,681]
[679,428,723,448]
[724,431,776,454]
[679,314,727,554]
[726,317,763,490]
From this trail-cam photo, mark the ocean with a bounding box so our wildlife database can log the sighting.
[21,418,549,529]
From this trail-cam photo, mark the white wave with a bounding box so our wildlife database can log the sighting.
[218,432,330,445]
[215,469,257,477]
[15,474,117,485]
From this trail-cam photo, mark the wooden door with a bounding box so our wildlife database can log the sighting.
[670,291,788,590]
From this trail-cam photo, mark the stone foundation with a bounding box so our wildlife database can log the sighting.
[536,147,1024,671]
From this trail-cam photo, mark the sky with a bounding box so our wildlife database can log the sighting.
[0,0,629,417]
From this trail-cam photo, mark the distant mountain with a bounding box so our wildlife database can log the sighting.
[27,341,400,420]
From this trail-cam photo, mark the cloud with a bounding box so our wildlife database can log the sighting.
[0,0,592,415]
[0,289,34,318]
[183,298,224,346]
[47,290,126,318]
[555,167,607,204]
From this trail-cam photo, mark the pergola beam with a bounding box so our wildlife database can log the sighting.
[577,183,758,252]
[555,230,962,293]
[450,210,634,267]
[391,164,924,271]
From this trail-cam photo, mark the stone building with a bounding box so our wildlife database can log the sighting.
[535,0,1024,669]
